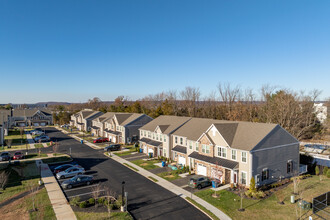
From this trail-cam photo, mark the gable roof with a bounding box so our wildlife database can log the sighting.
[172,118,215,141]
[213,123,238,146]
[12,109,52,117]
[118,113,144,126]
[157,125,170,133]
[0,110,11,124]
[139,115,191,135]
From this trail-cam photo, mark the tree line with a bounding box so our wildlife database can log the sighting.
[52,83,329,141]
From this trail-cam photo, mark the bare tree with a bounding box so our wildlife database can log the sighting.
[52,141,59,156]
[27,181,39,211]
[5,139,12,149]
[180,87,201,117]
[92,184,102,208]
[104,186,116,219]
[0,170,9,191]
[238,184,245,211]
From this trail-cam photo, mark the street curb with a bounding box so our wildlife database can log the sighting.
[185,197,213,220]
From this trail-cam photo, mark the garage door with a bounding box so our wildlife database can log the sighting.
[144,146,147,153]
[40,122,46,126]
[34,123,39,126]
[197,164,207,176]
[178,156,186,166]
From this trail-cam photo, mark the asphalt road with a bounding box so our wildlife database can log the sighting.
[44,127,210,220]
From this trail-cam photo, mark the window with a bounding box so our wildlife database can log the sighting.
[232,150,237,160]
[156,134,159,141]
[195,142,199,151]
[255,174,260,184]
[180,137,183,145]
[241,152,247,163]
[144,131,146,136]
[287,160,293,173]
[262,169,269,181]
[175,152,177,158]
[153,133,155,139]
[148,132,150,138]
[202,144,210,154]
[164,135,166,142]
[241,171,247,185]
[217,147,227,158]
[189,141,192,150]
[175,137,178,144]
[160,135,162,141]
[140,130,143,137]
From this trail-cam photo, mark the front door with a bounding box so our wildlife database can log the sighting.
[234,172,237,184]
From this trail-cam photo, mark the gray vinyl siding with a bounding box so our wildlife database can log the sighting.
[251,126,299,185]
[124,115,153,144]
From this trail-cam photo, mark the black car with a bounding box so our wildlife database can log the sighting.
[0,152,11,161]
[104,144,121,152]
[61,175,94,189]
[53,164,82,174]
[188,177,212,189]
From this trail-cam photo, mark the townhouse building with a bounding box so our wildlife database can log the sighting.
[70,109,103,132]
[139,116,299,187]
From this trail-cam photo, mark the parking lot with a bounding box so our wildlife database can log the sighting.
[50,161,108,202]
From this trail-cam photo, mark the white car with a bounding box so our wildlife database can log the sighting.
[56,167,85,179]
[34,135,50,142]
[32,130,44,136]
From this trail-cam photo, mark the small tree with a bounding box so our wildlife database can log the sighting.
[249,177,256,193]
[27,181,39,211]
[92,184,102,208]
[5,139,12,149]
[52,141,59,156]
[238,184,245,212]
[315,166,320,175]
[104,187,116,219]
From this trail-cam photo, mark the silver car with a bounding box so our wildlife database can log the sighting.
[56,167,85,179]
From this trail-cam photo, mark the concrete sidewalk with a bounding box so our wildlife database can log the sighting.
[37,160,77,220]
[26,133,36,149]
[60,127,231,220]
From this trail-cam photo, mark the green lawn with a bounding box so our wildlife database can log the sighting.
[1,130,28,151]
[123,163,139,171]
[194,175,330,220]
[42,155,71,164]
[131,159,161,170]
[186,197,220,220]
[148,176,158,182]
[157,170,181,181]
[28,187,56,220]
[75,211,132,220]
[24,153,48,159]
[114,145,138,156]
[34,143,44,148]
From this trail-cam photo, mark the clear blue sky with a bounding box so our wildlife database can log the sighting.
[1,0,329,103]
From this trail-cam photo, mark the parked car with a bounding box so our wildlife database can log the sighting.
[104,144,121,152]
[13,151,24,160]
[56,167,85,179]
[0,152,11,161]
[61,175,94,189]
[188,177,212,189]
[32,130,44,136]
[53,164,83,174]
[34,135,50,142]
[93,137,109,143]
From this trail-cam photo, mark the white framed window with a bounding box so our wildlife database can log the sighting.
[241,151,247,163]
[175,137,178,144]
[202,144,210,154]
[156,134,159,141]
[231,149,237,160]
[262,168,269,181]
[180,137,183,145]
[241,171,247,185]
[140,130,143,137]
[148,132,150,138]
[160,135,162,141]
[287,160,293,173]
[189,141,192,150]
[195,142,199,151]
[153,133,155,139]
[164,135,166,142]
[217,146,227,158]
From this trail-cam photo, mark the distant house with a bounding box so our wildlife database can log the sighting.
[139,116,299,187]
[103,113,153,144]
[91,112,116,137]
[9,109,53,127]
[70,109,103,132]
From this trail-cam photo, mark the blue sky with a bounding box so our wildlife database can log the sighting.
[0,0,329,103]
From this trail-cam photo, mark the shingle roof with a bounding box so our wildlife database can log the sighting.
[213,123,238,146]
[139,137,162,147]
[172,145,187,154]
[172,118,215,141]
[12,109,52,117]
[188,151,239,170]
[119,113,144,126]
[104,129,121,135]
[139,115,191,135]
[0,110,11,124]
[81,111,95,119]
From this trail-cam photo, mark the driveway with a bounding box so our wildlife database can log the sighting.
[44,127,209,220]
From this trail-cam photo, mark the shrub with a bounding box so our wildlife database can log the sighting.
[315,166,320,175]
[255,191,266,199]
[327,170,330,178]
[70,196,81,206]
[323,167,328,176]
[88,198,95,205]
[98,197,105,204]
[245,191,253,198]
[79,201,88,208]
[249,177,256,193]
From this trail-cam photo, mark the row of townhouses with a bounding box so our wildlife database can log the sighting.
[138,115,300,187]
[0,109,53,145]
[70,109,153,144]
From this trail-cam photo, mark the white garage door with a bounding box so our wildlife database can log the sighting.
[197,164,207,176]
[144,146,147,153]
[178,156,186,166]
[34,123,39,126]
[40,122,46,126]
[148,148,153,153]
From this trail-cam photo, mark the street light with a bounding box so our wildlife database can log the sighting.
[121,181,125,211]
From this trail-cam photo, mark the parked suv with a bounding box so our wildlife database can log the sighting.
[104,144,121,152]
[0,152,11,161]
[188,177,212,189]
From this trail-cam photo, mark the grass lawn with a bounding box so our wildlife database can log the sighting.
[123,163,139,171]
[148,176,158,182]
[194,175,330,220]
[34,143,44,148]
[75,211,132,220]
[186,197,220,220]
[25,153,48,159]
[131,159,161,170]
[1,130,28,151]
[42,155,71,164]
[157,170,181,181]
[28,187,56,220]
[114,145,138,156]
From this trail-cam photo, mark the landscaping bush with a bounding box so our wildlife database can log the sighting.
[88,198,95,205]
[315,166,320,175]
[70,196,81,206]
[327,170,330,178]
[255,191,266,199]
[98,197,105,204]
[245,191,253,198]
[249,177,256,193]
[79,201,88,208]
[323,167,328,176]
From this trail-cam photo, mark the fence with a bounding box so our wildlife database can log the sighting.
[313,191,330,219]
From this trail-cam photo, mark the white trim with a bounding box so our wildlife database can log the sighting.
[241,151,248,163]
[231,149,237,161]
[196,132,214,146]
[216,146,227,159]
[204,124,231,148]
[241,171,247,185]
[250,142,298,153]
